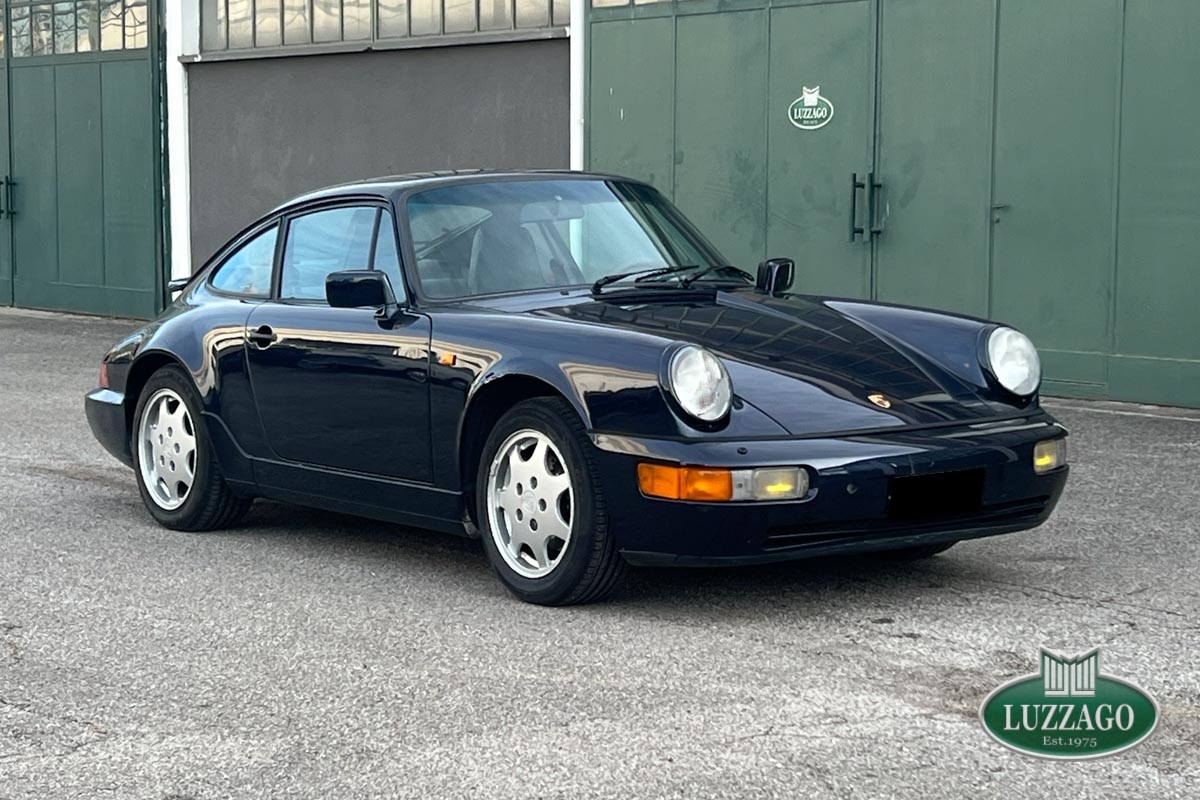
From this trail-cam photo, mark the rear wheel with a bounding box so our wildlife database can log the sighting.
[477,397,625,605]
[131,365,252,531]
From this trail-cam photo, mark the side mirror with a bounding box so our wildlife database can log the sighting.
[326,270,396,313]
[167,277,190,293]
[756,258,795,296]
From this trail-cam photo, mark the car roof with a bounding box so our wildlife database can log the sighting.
[272,169,646,214]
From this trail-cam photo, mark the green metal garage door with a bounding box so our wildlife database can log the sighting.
[0,0,162,318]
[588,0,1200,407]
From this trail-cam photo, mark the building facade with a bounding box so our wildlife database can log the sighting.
[586,0,1200,407]
[183,0,574,269]
[0,0,575,318]
[0,0,162,317]
[1,0,1198,407]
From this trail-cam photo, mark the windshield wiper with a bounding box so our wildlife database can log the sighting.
[679,265,753,288]
[591,265,699,293]
[634,265,701,282]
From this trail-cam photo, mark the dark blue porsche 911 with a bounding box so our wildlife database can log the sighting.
[85,171,1068,605]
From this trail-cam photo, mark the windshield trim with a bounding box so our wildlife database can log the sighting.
[396,175,731,306]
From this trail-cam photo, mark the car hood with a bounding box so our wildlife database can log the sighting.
[519,288,1021,436]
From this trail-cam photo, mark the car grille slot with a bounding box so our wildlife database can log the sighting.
[887,468,984,521]
[762,495,1051,552]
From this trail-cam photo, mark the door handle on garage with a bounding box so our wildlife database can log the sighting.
[868,174,884,236]
[849,173,867,242]
[0,176,13,218]
[248,325,277,348]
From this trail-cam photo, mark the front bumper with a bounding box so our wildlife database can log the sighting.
[85,388,133,467]
[591,415,1069,566]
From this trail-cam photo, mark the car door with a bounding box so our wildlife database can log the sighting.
[244,201,434,484]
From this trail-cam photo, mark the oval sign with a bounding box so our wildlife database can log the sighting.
[980,649,1159,760]
[788,86,834,131]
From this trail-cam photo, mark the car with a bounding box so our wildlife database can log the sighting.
[85,170,1069,605]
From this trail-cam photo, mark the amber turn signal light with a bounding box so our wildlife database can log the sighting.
[637,464,734,501]
[638,464,811,502]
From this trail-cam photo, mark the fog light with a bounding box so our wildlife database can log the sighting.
[1033,439,1066,474]
[745,467,807,501]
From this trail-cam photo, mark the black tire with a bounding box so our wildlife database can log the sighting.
[476,397,626,606]
[130,365,252,531]
[877,541,957,560]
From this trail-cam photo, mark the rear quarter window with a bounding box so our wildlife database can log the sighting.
[210,226,279,297]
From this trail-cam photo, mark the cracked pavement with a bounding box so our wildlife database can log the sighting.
[1,307,1198,798]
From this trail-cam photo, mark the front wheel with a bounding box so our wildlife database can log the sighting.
[476,397,625,605]
[131,365,252,531]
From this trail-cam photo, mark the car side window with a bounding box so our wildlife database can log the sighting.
[209,225,278,297]
[372,212,405,300]
[281,206,378,302]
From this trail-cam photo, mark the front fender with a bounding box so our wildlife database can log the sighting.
[429,310,788,489]
[466,355,598,431]
[463,343,787,441]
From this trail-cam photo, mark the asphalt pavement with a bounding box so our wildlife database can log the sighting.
[1,307,1197,799]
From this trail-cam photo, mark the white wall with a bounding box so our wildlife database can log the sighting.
[569,0,585,170]
[166,0,199,279]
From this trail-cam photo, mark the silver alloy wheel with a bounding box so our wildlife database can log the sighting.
[137,388,197,511]
[486,429,575,579]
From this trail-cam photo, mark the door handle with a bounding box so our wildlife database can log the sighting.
[868,174,884,235]
[0,176,13,219]
[248,325,277,348]
[849,173,867,242]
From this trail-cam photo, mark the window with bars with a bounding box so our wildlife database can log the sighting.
[590,0,666,6]
[200,0,569,52]
[2,0,147,57]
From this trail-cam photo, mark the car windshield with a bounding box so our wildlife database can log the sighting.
[404,178,733,299]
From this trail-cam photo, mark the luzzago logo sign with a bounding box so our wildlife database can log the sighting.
[980,649,1159,759]
[788,86,834,130]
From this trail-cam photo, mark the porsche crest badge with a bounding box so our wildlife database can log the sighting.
[868,393,891,409]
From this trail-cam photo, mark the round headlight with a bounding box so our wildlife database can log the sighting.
[986,327,1041,396]
[667,345,732,422]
